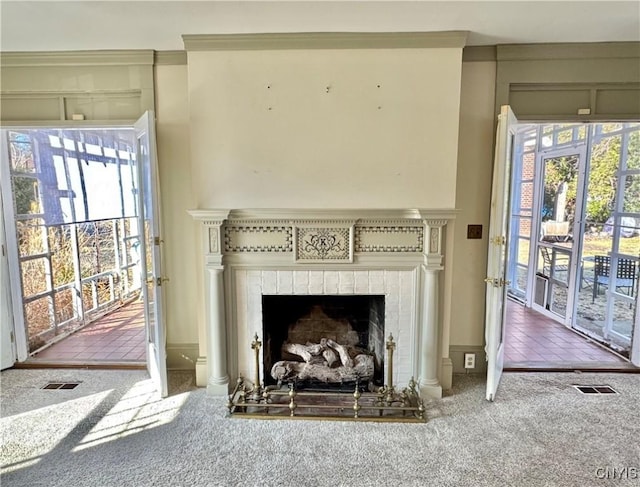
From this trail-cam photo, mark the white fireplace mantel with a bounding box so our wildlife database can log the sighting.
[189,208,456,399]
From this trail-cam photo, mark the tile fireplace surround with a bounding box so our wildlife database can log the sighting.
[189,209,455,399]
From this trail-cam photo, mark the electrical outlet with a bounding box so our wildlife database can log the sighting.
[464,353,476,369]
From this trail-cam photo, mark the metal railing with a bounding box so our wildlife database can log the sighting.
[19,216,142,351]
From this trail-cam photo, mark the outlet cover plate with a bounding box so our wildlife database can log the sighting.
[467,224,482,239]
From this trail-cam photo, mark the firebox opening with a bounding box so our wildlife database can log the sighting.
[262,295,385,391]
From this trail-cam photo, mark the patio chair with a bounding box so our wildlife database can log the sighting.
[592,255,638,302]
[540,246,569,276]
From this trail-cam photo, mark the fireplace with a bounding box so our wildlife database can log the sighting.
[189,208,454,399]
[262,295,385,390]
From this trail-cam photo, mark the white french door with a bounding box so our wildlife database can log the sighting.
[485,105,518,401]
[134,111,168,398]
[0,193,16,370]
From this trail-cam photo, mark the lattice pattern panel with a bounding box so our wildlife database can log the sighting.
[224,226,293,253]
[355,226,424,253]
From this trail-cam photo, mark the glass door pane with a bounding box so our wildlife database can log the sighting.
[535,152,580,321]
[574,123,640,357]
[508,127,536,301]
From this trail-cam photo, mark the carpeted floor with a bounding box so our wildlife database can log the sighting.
[1,369,638,487]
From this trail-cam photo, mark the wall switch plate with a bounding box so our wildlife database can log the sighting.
[464,353,476,369]
[467,224,482,239]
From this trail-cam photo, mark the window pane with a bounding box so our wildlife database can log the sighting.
[17,220,46,256]
[626,129,640,170]
[622,174,640,213]
[9,132,36,173]
[21,258,49,296]
[12,176,41,215]
[586,135,621,225]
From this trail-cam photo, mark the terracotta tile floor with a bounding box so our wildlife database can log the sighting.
[504,299,626,365]
[32,300,146,363]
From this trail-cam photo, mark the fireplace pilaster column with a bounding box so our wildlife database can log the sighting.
[205,264,228,395]
[418,219,446,399]
[188,210,230,395]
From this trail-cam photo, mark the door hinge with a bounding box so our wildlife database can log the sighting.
[484,278,511,288]
[1,244,4,257]
[10,331,14,343]
[154,237,164,246]
[489,236,505,245]
[484,277,499,287]
[148,277,170,286]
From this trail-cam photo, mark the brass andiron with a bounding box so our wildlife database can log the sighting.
[249,332,263,400]
[288,383,297,417]
[353,381,361,418]
[378,334,397,406]
[386,334,395,390]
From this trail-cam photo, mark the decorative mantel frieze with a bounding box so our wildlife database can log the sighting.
[189,208,456,399]
[190,208,455,261]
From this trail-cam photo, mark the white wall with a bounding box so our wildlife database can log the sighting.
[450,60,497,348]
[188,48,463,209]
[154,64,200,364]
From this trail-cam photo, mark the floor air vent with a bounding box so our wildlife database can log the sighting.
[42,382,81,390]
[573,385,617,395]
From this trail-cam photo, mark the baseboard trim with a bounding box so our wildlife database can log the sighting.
[449,345,487,374]
[440,357,453,391]
[166,343,199,371]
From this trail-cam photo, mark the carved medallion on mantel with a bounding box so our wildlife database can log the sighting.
[295,226,353,262]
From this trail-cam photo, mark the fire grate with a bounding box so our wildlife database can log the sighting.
[573,385,618,395]
[42,382,81,390]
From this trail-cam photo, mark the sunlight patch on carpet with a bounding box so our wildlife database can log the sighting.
[0,390,113,473]
[73,379,189,452]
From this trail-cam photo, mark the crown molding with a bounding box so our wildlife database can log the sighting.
[0,50,155,67]
[462,45,497,62]
[497,42,640,61]
[154,50,187,66]
[183,31,468,51]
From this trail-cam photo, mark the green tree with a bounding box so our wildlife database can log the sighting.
[622,130,640,215]
[542,155,578,223]
[586,135,620,223]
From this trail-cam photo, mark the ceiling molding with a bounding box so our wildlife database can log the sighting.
[154,50,187,66]
[497,42,640,61]
[462,46,497,62]
[182,31,468,51]
[0,50,155,67]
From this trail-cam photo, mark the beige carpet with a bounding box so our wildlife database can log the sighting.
[1,369,639,486]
